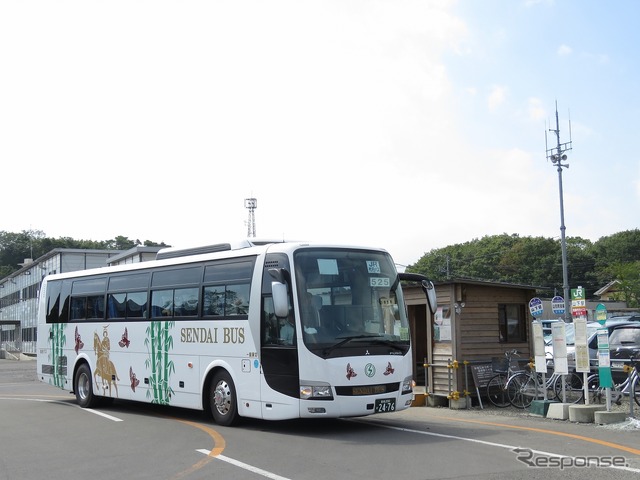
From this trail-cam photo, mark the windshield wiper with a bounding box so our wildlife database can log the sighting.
[322,334,376,356]
[321,334,407,356]
[368,338,406,352]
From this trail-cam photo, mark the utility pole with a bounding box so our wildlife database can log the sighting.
[546,102,572,322]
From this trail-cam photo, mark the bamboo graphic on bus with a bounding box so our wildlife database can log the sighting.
[144,320,175,404]
[48,323,66,388]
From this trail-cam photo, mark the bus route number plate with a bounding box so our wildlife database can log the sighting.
[375,398,396,413]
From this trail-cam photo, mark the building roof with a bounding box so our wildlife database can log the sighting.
[594,280,621,297]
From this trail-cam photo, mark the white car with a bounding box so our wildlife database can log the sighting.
[543,321,579,368]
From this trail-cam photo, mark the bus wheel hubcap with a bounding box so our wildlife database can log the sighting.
[214,381,230,414]
[78,374,89,399]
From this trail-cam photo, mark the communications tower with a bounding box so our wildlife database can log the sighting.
[244,198,257,237]
[545,103,572,321]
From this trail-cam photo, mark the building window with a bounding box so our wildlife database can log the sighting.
[498,304,527,343]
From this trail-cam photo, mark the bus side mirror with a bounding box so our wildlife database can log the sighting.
[268,268,290,318]
[271,282,289,318]
[398,272,437,315]
[421,279,437,315]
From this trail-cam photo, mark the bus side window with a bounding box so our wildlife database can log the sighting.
[151,290,174,317]
[70,297,86,321]
[107,293,126,319]
[87,295,105,320]
[226,284,250,315]
[262,297,279,345]
[175,287,198,317]
[126,292,147,318]
[203,286,224,316]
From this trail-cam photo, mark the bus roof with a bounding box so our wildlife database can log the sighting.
[155,239,290,260]
[41,239,390,283]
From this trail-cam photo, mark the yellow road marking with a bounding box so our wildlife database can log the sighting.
[432,414,640,456]
[170,418,226,479]
[1,394,227,478]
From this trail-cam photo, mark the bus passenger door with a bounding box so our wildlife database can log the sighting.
[260,296,300,405]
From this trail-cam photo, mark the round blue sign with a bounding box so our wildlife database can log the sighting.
[529,297,543,317]
[551,296,565,315]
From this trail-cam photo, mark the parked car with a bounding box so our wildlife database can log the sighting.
[542,320,563,367]
[544,321,585,368]
[606,314,640,323]
[586,319,637,366]
[543,316,640,370]
[546,319,634,369]
[541,319,561,343]
[608,323,640,383]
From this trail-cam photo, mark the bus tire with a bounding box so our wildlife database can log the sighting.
[74,363,98,408]
[210,370,238,426]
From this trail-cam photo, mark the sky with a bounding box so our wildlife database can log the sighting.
[1,0,639,269]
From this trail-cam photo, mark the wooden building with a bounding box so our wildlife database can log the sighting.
[403,279,537,406]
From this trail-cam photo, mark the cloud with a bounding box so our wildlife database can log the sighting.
[580,52,610,64]
[487,85,508,111]
[527,98,546,121]
[557,44,572,56]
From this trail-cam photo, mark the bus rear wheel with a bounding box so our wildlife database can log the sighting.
[74,363,98,408]
[210,371,239,426]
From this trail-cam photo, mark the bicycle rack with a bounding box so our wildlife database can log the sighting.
[623,364,635,418]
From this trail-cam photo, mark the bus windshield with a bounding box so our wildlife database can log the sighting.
[293,249,409,357]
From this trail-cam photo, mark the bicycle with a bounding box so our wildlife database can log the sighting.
[553,370,586,404]
[586,348,640,407]
[485,350,524,408]
[506,366,584,409]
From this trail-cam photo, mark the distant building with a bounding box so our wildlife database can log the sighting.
[594,280,621,302]
[0,246,162,355]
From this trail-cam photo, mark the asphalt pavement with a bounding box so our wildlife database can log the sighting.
[0,355,38,383]
[1,357,639,432]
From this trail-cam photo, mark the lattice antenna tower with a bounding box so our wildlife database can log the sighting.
[244,198,257,237]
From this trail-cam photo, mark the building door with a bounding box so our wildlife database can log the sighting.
[408,304,427,386]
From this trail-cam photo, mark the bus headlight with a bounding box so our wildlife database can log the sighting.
[300,383,333,400]
[401,376,413,395]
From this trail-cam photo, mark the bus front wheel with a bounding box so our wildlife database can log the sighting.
[210,370,239,426]
[74,363,98,408]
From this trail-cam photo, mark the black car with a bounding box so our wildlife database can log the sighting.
[608,323,640,383]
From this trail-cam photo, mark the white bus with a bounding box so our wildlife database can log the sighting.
[37,240,436,425]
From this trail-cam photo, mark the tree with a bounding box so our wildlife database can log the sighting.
[0,230,169,279]
[592,229,640,285]
[406,232,614,299]
[604,261,640,308]
[0,230,43,270]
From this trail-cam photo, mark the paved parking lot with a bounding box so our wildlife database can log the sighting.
[2,357,638,430]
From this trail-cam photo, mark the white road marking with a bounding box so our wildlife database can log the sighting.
[0,396,123,422]
[197,449,291,480]
[84,407,124,422]
[353,419,640,473]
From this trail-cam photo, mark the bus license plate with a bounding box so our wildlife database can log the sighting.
[375,398,396,413]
